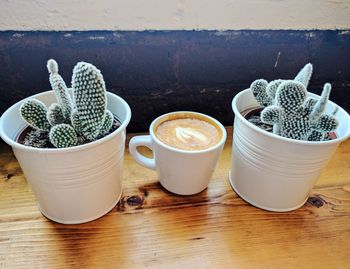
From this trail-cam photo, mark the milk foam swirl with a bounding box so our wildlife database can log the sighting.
[155,117,221,151]
[175,127,209,144]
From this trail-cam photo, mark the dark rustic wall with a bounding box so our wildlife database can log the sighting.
[0,30,349,132]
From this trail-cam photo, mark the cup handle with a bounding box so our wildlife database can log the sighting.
[129,135,156,170]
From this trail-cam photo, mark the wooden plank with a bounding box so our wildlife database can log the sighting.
[0,127,350,268]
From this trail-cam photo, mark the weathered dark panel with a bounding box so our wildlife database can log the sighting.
[0,30,349,132]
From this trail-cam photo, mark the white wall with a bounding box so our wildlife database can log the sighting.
[1,0,349,31]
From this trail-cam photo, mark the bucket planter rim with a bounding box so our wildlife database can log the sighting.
[0,90,131,152]
[232,89,350,145]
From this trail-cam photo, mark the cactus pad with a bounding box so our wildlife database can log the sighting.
[70,109,83,136]
[72,62,107,140]
[294,63,313,88]
[20,99,50,131]
[47,103,65,126]
[266,79,284,101]
[47,59,73,121]
[99,110,114,136]
[250,79,270,107]
[49,124,78,148]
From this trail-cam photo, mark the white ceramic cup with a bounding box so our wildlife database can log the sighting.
[129,111,227,195]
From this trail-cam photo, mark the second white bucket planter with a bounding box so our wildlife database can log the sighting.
[229,89,350,212]
[0,90,131,224]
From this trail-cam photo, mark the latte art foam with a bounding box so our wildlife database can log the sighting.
[155,117,221,151]
[176,127,208,144]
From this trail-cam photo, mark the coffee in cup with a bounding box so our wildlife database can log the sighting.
[155,116,222,151]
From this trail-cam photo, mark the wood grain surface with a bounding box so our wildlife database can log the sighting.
[0,127,349,269]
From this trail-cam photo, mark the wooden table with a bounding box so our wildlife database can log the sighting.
[0,127,349,268]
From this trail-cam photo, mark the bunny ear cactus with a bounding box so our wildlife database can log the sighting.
[247,63,338,141]
[19,59,115,148]
[261,81,338,141]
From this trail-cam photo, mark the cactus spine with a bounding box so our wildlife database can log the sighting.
[19,59,115,148]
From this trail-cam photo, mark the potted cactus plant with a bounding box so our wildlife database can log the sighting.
[20,60,116,148]
[0,59,131,224]
[229,63,350,212]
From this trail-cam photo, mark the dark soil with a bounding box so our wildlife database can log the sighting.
[17,117,121,148]
[243,107,273,133]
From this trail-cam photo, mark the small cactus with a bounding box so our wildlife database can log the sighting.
[20,59,115,148]
[248,63,338,142]
[261,81,338,141]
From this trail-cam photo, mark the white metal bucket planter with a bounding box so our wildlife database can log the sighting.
[229,89,350,212]
[0,90,131,224]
